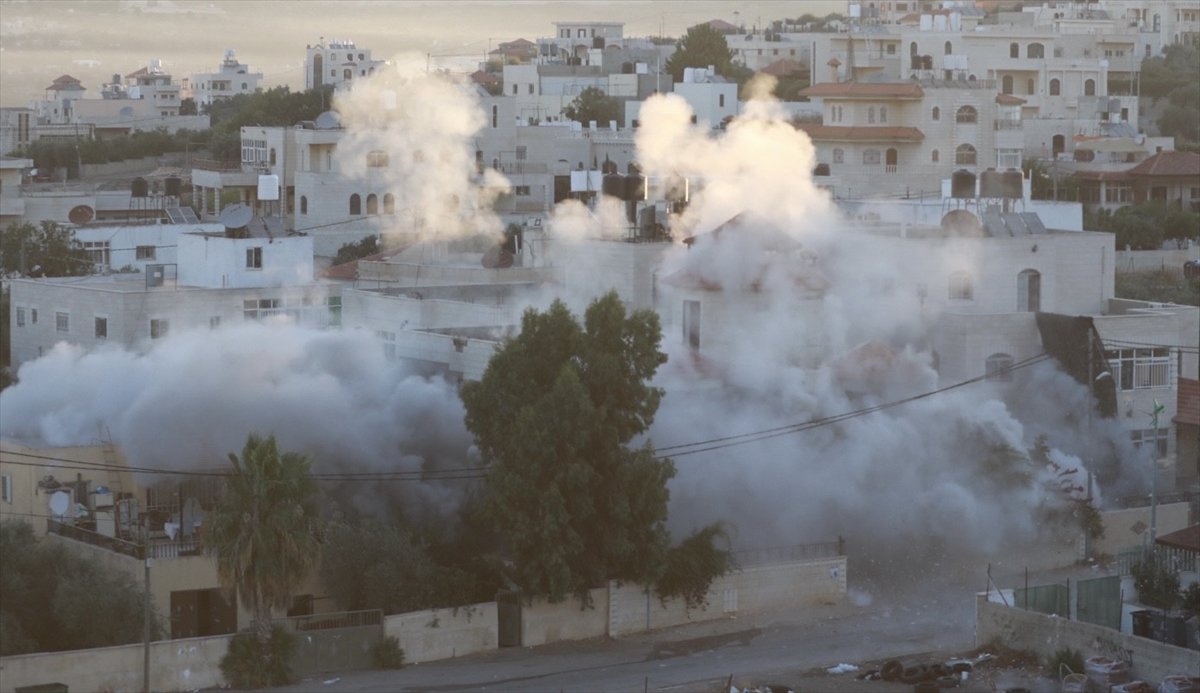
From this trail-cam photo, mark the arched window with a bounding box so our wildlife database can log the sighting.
[955,105,977,123]
[1017,269,1041,311]
[949,271,973,300]
[986,353,1015,381]
[1026,78,1035,94]
[1052,134,1065,157]
[347,53,353,61]
[885,148,898,170]
[833,148,844,164]
[955,143,977,165]
[1002,75,1014,94]
[366,193,378,215]
[367,150,389,167]
[343,68,352,80]
[932,106,940,121]
[944,40,953,55]
[1027,43,1044,59]
[383,193,395,214]
[1084,79,1095,96]
[880,105,887,123]
[1049,78,1061,96]
[349,193,361,215]
[910,41,918,55]
[358,53,365,61]
[868,106,876,124]
[1010,43,1019,58]
[299,196,308,215]
[931,149,939,163]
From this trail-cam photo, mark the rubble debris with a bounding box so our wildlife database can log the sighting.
[826,663,859,674]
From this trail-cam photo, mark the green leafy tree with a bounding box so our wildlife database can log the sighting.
[1158,104,1200,144]
[1,520,160,655]
[206,434,321,663]
[179,97,198,116]
[333,235,381,265]
[1,221,93,277]
[462,293,680,603]
[665,24,737,82]
[1131,553,1180,609]
[562,87,621,126]
[1111,208,1166,250]
[1163,208,1200,248]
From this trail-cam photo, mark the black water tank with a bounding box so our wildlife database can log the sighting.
[1002,169,1023,199]
[624,174,644,201]
[131,177,149,198]
[951,169,976,198]
[164,176,182,197]
[601,158,618,175]
[980,169,1004,198]
[602,173,625,198]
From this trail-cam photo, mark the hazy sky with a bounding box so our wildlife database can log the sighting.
[0,0,842,107]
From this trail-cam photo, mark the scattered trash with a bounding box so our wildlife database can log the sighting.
[827,663,859,674]
[1084,656,1130,690]
[323,678,341,685]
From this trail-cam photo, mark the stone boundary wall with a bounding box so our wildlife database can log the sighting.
[384,602,498,664]
[976,595,1198,683]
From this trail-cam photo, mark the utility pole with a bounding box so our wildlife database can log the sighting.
[1149,400,1164,546]
[143,556,152,693]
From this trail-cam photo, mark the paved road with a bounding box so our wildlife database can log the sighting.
[270,575,983,693]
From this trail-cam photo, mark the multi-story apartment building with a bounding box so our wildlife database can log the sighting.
[0,107,34,155]
[303,38,387,91]
[539,22,627,64]
[8,228,338,369]
[183,49,264,108]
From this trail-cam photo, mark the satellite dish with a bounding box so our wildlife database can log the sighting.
[49,491,71,516]
[219,203,253,230]
[68,204,95,225]
[481,245,514,269]
[314,111,341,130]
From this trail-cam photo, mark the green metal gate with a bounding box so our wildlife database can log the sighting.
[278,609,383,677]
[1076,575,1122,630]
[1014,583,1069,616]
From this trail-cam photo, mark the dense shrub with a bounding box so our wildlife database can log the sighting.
[219,626,297,688]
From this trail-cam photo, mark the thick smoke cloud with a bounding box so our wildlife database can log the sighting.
[333,56,509,242]
[0,323,474,516]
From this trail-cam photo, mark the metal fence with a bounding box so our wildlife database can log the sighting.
[275,610,384,677]
[731,539,844,568]
[1116,544,1199,577]
[277,609,383,633]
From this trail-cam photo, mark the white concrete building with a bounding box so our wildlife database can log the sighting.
[304,39,387,91]
[0,156,32,226]
[8,228,337,369]
[72,221,224,273]
[0,108,34,156]
[183,50,264,108]
[539,22,626,65]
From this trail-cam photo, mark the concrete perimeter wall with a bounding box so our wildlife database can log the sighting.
[0,558,846,691]
[0,634,230,693]
[976,595,1199,683]
[609,558,848,637]
[1114,247,1199,274]
[522,586,610,647]
[384,602,498,664]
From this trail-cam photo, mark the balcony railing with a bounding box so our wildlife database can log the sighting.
[731,538,844,567]
[885,164,898,174]
[994,118,1023,130]
[47,519,204,560]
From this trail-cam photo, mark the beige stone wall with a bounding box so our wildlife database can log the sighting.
[0,634,231,693]
[521,586,610,646]
[384,602,498,664]
[1092,501,1193,556]
[976,595,1199,683]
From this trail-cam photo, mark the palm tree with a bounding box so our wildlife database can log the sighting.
[206,434,321,652]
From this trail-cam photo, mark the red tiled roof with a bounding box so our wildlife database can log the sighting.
[1126,151,1200,177]
[125,66,150,78]
[46,74,83,90]
[760,59,806,77]
[698,19,739,32]
[799,82,924,98]
[1156,525,1200,553]
[995,93,1027,105]
[797,124,925,142]
[1177,377,1200,427]
[1071,170,1132,181]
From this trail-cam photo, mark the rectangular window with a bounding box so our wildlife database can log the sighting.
[327,296,342,327]
[244,298,283,321]
[1105,185,1132,203]
[56,311,69,333]
[1130,428,1169,459]
[1105,348,1171,390]
[376,330,397,361]
[209,316,221,329]
[514,185,531,196]
[30,308,37,324]
[246,247,263,269]
[82,240,110,266]
[1,473,12,504]
[15,307,24,327]
[136,245,156,260]
[682,300,700,350]
[997,149,1022,169]
[94,317,107,339]
[150,318,169,339]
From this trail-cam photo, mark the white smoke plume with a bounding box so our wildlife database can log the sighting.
[333,55,509,242]
[0,323,475,516]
